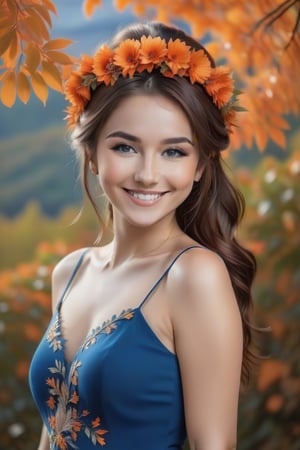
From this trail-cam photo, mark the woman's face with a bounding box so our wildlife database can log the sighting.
[94,94,202,229]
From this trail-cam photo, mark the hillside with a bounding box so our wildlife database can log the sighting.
[0,125,82,217]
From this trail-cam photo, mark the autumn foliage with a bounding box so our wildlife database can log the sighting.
[0,0,74,106]
[1,0,299,150]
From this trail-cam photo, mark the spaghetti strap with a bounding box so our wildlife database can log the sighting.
[57,248,90,308]
[139,245,204,309]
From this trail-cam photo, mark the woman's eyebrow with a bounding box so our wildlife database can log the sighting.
[105,131,194,146]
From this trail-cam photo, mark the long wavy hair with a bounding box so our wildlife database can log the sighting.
[70,21,257,384]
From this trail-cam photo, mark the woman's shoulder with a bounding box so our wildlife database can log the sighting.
[168,245,240,332]
[51,247,90,308]
[167,245,234,309]
[52,247,90,281]
[171,245,228,286]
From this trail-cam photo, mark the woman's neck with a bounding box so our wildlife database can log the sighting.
[107,218,182,268]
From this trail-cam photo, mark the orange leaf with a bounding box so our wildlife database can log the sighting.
[34,4,53,27]
[0,71,17,107]
[46,50,73,65]
[28,8,51,41]
[25,43,41,73]
[0,18,13,38]
[17,71,31,104]
[0,30,14,56]
[115,0,131,11]
[5,30,20,65]
[41,0,57,15]
[41,61,63,92]
[255,126,268,151]
[20,11,49,44]
[83,0,102,17]
[257,359,289,391]
[265,394,284,413]
[31,72,48,104]
[43,38,73,51]
[270,126,287,148]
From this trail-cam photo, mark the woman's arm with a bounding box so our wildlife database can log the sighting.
[37,424,50,450]
[170,248,243,450]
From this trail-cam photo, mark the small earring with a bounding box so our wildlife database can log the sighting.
[89,160,98,175]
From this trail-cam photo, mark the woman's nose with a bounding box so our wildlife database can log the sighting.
[133,155,160,185]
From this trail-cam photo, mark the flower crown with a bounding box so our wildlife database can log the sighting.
[64,35,241,132]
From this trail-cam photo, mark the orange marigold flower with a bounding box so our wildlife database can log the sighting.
[64,72,91,108]
[205,66,234,108]
[78,54,94,75]
[165,38,191,75]
[189,49,211,84]
[138,35,167,72]
[113,39,141,77]
[65,104,83,128]
[94,45,118,85]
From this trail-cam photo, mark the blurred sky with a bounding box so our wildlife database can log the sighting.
[52,0,139,55]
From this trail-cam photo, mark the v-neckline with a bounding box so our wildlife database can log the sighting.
[55,304,137,367]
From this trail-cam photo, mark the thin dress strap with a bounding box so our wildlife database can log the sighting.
[57,248,90,308]
[138,245,204,309]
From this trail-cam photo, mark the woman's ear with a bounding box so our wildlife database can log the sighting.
[194,166,203,182]
[85,146,98,175]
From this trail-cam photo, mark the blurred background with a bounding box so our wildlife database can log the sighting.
[0,1,299,449]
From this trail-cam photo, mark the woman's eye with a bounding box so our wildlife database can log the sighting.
[112,144,135,153]
[163,148,186,158]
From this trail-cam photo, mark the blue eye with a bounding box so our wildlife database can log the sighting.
[163,148,186,158]
[112,144,135,153]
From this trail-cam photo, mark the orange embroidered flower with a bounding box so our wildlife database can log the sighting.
[113,38,141,77]
[138,35,167,72]
[165,38,191,75]
[205,66,234,108]
[47,396,56,410]
[189,49,212,84]
[94,45,119,85]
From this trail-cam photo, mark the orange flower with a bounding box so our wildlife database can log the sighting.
[205,66,234,108]
[189,49,211,84]
[165,38,191,75]
[65,104,83,128]
[78,54,94,75]
[138,35,167,72]
[113,39,141,77]
[47,396,56,410]
[64,72,90,108]
[94,45,118,85]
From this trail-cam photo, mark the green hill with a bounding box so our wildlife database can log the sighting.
[0,125,82,217]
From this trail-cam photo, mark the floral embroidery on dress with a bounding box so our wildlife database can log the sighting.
[44,307,135,448]
[47,316,63,351]
[82,308,135,351]
[46,359,108,449]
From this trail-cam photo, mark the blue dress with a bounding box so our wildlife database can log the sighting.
[29,247,200,449]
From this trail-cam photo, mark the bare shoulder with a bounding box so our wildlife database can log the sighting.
[167,246,239,320]
[169,246,232,295]
[51,247,90,310]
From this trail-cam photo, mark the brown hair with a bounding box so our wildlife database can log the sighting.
[70,21,256,384]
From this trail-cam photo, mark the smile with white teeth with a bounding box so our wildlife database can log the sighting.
[127,190,163,201]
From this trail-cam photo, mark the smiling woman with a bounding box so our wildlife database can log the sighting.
[29,21,256,450]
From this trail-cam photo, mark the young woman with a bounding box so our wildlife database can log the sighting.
[29,21,256,450]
